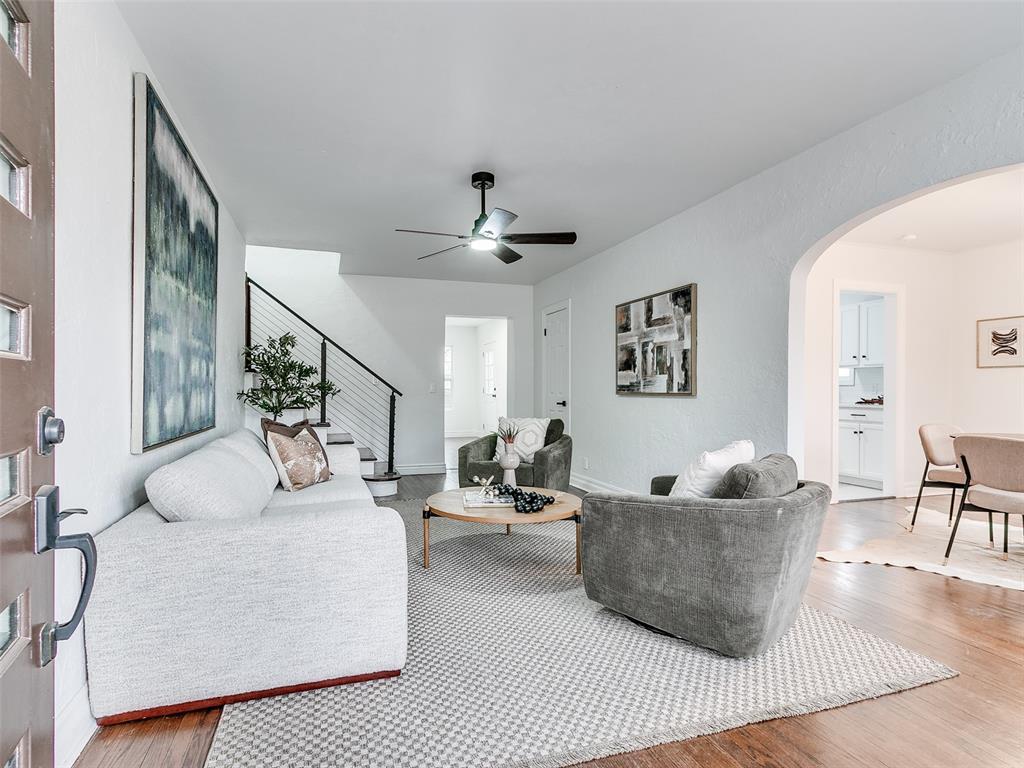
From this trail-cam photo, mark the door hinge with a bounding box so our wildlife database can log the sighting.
[543,328,547,336]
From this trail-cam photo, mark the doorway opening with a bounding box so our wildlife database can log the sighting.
[835,289,899,501]
[443,316,509,471]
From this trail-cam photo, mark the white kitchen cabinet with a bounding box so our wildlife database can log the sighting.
[858,300,885,366]
[838,411,884,489]
[858,423,884,480]
[839,298,885,367]
[838,423,862,477]
[839,305,860,366]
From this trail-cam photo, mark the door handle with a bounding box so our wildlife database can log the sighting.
[34,485,97,666]
[556,400,567,407]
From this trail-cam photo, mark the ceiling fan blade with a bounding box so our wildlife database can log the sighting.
[493,243,523,265]
[500,232,577,245]
[417,243,468,261]
[478,207,518,239]
[396,229,469,239]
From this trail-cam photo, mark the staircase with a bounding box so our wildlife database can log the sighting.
[246,277,402,496]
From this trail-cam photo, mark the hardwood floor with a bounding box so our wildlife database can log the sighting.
[74,478,1024,768]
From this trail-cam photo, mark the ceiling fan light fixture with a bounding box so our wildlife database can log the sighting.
[470,237,497,252]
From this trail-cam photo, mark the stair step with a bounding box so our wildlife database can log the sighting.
[362,473,402,481]
[327,433,354,445]
[357,447,377,462]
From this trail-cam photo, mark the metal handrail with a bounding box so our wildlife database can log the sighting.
[246,277,403,397]
[246,275,402,474]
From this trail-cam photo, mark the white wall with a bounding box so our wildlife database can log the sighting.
[952,239,1024,432]
[246,247,533,473]
[54,3,247,765]
[533,48,1023,494]
[444,324,482,436]
[801,242,956,496]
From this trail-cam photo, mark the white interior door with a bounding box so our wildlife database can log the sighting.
[543,303,571,433]
[480,342,498,432]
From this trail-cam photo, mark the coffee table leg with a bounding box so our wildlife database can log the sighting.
[574,514,582,575]
[506,524,512,536]
[422,506,431,568]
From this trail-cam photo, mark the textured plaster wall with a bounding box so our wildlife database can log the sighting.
[532,49,1024,493]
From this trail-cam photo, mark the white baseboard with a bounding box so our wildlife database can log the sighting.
[444,431,483,439]
[397,462,448,476]
[569,471,634,495]
[900,484,958,501]
[56,684,96,768]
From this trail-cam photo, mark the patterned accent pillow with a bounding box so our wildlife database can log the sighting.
[266,430,331,492]
[493,417,552,463]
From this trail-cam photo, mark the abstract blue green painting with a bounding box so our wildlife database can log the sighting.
[131,74,218,452]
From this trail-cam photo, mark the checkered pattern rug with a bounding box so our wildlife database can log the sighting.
[204,498,955,768]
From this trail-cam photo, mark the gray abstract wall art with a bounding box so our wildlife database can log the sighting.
[131,74,218,452]
[616,284,696,395]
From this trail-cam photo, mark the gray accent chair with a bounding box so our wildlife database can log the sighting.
[458,419,572,490]
[581,454,830,658]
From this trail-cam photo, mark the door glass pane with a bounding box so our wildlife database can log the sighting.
[0,598,19,658]
[0,302,22,354]
[0,152,23,212]
[0,2,22,63]
[2,740,22,768]
[0,454,16,502]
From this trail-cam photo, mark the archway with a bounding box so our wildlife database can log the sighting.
[788,163,1024,499]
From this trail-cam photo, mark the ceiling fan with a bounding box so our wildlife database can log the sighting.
[396,171,577,264]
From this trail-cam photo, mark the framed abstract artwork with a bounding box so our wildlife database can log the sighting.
[615,283,696,395]
[131,73,219,453]
[977,315,1023,369]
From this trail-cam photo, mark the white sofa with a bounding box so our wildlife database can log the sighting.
[83,428,407,724]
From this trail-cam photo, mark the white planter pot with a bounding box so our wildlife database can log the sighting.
[498,442,521,486]
[280,408,307,425]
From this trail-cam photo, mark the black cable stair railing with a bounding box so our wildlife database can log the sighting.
[245,276,402,477]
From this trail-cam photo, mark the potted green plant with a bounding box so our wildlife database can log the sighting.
[237,333,341,425]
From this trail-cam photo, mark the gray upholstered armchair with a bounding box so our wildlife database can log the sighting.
[581,455,830,657]
[458,419,572,490]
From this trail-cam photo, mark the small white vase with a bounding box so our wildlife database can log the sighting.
[498,441,521,487]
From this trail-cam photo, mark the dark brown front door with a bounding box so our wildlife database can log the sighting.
[0,1,56,766]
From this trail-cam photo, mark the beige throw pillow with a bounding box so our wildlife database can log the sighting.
[493,416,551,463]
[265,429,330,492]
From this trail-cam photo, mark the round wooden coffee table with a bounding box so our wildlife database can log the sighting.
[422,487,584,573]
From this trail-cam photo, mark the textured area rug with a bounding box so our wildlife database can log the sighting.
[205,499,956,768]
[819,505,1024,590]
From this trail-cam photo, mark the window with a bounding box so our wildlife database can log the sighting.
[483,349,496,396]
[443,346,453,408]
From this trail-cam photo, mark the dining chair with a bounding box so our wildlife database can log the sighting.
[944,434,1024,564]
[910,424,965,532]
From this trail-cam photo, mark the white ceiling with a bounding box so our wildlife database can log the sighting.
[844,166,1024,252]
[117,1,1023,285]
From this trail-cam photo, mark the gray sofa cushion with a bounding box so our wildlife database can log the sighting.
[711,453,798,500]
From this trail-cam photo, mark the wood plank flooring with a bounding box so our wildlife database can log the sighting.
[74,476,1024,768]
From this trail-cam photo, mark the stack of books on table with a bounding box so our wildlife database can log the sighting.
[463,492,515,508]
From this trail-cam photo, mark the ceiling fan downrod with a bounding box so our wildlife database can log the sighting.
[471,170,495,233]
